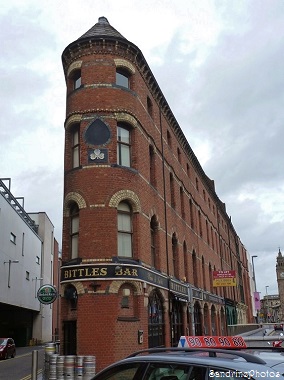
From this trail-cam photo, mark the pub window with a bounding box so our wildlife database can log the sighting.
[116,68,130,88]
[117,201,133,257]
[72,70,81,90]
[172,233,178,278]
[150,215,158,268]
[147,96,153,117]
[71,124,80,168]
[148,290,164,348]
[149,145,156,187]
[70,203,79,259]
[117,124,131,167]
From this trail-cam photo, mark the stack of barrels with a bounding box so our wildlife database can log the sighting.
[44,343,96,379]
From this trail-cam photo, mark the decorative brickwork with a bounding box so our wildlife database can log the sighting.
[114,58,136,73]
[63,192,87,216]
[109,190,141,213]
[67,60,83,77]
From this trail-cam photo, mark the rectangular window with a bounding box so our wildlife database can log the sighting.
[117,126,130,167]
[22,233,25,256]
[72,127,80,168]
[10,232,16,244]
[36,256,40,265]
[26,271,30,280]
[73,71,81,89]
[71,214,79,259]
[116,70,129,88]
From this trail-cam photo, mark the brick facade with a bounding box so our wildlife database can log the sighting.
[60,17,253,371]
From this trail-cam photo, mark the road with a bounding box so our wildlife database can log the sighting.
[0,345,44,380]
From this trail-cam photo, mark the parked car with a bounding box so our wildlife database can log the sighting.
[274,323,284,331]
[0,338,16,360]
[90,346,284,380]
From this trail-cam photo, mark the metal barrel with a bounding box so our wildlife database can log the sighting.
[75,356,85,379]
[49,354,59,380]
[64,355,76,379]
[44,343,56,379]
[56,355,65,380]
[83,356,96,380]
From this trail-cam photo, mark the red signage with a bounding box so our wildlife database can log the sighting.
[178,336,247,349]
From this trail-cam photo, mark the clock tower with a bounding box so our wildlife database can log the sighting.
[276,249,284,319]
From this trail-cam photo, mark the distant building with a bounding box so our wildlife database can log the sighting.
[260,294,281,323]
[60,17,253,371]
[0,178,59,345]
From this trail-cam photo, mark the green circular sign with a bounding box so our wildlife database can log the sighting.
[37,284,57,304]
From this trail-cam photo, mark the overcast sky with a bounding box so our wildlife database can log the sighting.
[1,0,283,299]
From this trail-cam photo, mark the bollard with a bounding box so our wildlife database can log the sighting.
[83,356,96,380]
[31,350,38,380]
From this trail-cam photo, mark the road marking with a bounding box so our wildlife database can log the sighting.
[20,369,43,380]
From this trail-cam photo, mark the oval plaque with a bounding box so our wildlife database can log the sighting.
[37,284,57,304]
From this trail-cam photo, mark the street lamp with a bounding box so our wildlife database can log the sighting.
[3,260,19,288]
[265,285,269,323]
[32,277,43,298]
[252,255,258,322]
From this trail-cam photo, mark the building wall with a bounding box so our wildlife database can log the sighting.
[0,179,57,345]
[0,188,42,311]
[60,17,252,371]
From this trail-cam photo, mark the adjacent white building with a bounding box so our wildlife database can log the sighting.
[0,178,57,345]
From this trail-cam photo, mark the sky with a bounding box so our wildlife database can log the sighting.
[1,0,283,299]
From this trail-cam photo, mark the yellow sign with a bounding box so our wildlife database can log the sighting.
[213,277,236,287]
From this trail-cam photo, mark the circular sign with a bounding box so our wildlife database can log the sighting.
[37,284,57,304]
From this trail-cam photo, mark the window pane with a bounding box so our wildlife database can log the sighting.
[118,213,131,232]
[71,215,79,233]
[118,233,132,257]
[146,363,190,379]
[118,126,130,144]
[119,144,130,166]
[73,130,79,145]
[73,146,79,168]
[116,72,129,88]
[71,235,78,259]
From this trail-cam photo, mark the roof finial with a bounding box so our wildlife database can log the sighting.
[98,16,109,24]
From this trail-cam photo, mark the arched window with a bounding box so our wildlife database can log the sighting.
[149,145,156,187]
[150,216,158,268]
[116,68,130,88]
[202,256,206,290]
[147,96,153,117]
[70,203,79,259]
[170,173,175,209]
[180,187,185,219]
[117,202,132,257]
[72,69,81,90]
[71,124,80,168]
[192,251,198,287]
[183,241,188,281]
[148,290,164,348]
[117,123,131,167]
[172,233,178,278]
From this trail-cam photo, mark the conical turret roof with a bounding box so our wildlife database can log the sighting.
[78,16,127,41]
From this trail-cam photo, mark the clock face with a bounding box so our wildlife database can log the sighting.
[280,272,284,278]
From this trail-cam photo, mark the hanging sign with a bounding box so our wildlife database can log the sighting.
[213,270,236,287]
[37,284,58,304]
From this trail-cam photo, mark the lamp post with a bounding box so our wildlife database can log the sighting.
[265,285,269,323]
[4,260,19,288]
[252,255,258,322]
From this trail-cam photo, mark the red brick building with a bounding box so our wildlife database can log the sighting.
[60,17,253,371]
